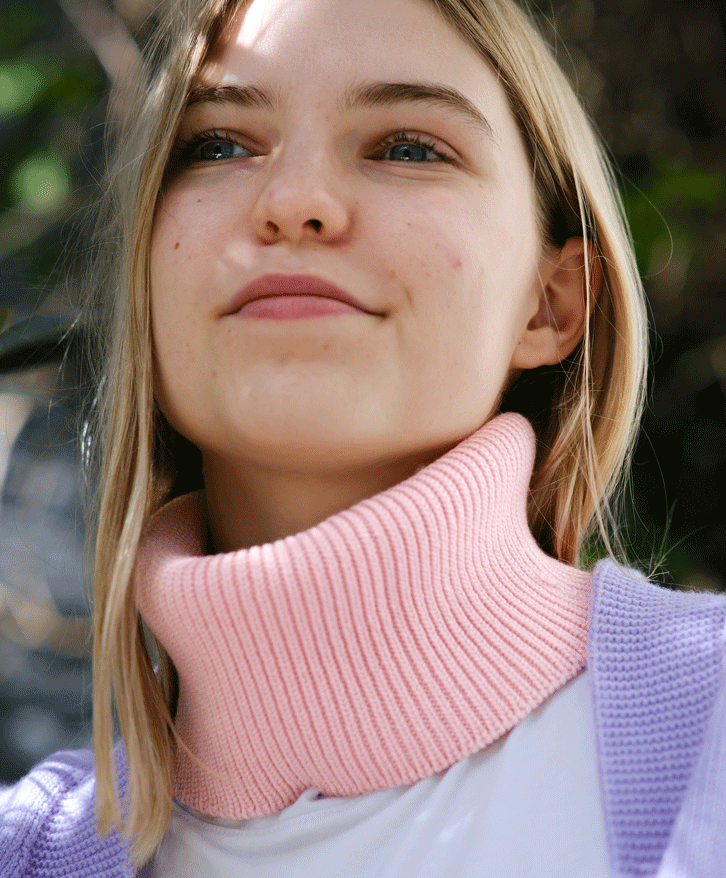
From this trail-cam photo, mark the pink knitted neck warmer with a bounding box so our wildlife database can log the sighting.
[136,413,591,820]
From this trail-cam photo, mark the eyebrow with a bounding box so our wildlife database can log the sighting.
[342,81,494,140]
[187,83,276,110]
[185,80,494,140]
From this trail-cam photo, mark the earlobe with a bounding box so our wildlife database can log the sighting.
[511,236,602,370]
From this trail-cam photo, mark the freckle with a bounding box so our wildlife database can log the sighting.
[174,241,180,250]
[197,198,202,203]
[452,257,462,269]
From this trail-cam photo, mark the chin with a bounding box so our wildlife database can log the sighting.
[231,419,406,472]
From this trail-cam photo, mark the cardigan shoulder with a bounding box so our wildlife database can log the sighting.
[0,744,133,878]
[2,564,724,878]
[589,558,726,878]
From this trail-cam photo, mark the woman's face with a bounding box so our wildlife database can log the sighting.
[150,0,547,475]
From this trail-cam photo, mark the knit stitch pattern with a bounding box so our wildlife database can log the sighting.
[136,413,593,819]
[4,567,724,877]
[589,561,726,878]
[3,410,726,875]
[656,643,726,878]
[0,744,133,878]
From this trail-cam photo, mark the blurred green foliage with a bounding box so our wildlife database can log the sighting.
[0,1,105,292]
[624,157,724,275]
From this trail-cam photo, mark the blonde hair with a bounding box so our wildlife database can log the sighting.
[86,0,647,865]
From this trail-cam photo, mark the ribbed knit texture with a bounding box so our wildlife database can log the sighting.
[0,744,133,878]
[135,413,592,819]
[4,567,724,878]
[3,417,726,876]
[589,560,726,878]
[657,665,726,878]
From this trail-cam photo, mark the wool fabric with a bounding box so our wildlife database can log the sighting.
[0,745,135,878]
[135,412,592,819]
[589,560,726,877]
[3,411,726,877]
[4,563,726,878]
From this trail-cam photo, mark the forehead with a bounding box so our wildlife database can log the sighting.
[202,0,508,125]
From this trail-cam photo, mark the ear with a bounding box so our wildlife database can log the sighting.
[510,237,602,370]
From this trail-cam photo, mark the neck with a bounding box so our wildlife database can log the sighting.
[202,446,447,552]
[137,413,592,820]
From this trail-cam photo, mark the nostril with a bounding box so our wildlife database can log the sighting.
[307,219,323,232]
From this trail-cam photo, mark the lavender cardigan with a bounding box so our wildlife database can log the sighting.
[2,559,725,878]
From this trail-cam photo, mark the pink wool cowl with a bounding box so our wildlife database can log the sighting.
[135,413,591,820]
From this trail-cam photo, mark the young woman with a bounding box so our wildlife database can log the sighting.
[2,0,725,875]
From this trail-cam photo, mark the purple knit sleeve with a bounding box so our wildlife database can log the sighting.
[655,625,726,877]
[0,744,133,878]
[589,559,726,878]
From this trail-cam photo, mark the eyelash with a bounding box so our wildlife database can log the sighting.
[174,128,456,165]
[372,131,455,164]
[175,129,249,163]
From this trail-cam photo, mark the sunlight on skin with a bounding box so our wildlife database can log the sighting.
[150,0,589,551]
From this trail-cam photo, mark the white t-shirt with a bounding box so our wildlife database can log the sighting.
[149,670,608,878]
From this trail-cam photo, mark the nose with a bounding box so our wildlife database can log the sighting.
[251,140,352,245]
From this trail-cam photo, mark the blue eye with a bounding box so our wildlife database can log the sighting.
[197,139,250,161]
[375,132,452,164]
[176,131,254,163]
[385,143,432,162]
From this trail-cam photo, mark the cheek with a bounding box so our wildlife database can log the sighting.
[376,189,512,313]
[375,188,540,379]
[155,169,258,259]
[149,197,211,409]
[150,187,235,356]
[152,191,218,292]
[372,190,474,285]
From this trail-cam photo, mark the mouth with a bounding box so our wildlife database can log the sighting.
[224,273,383,317]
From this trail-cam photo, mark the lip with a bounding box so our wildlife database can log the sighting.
[225,273,381,317]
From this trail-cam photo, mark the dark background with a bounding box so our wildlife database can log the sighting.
[1,0,725,782]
